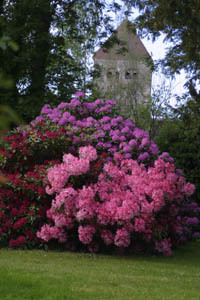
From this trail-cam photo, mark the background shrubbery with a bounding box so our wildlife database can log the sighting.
[155,94,200,203]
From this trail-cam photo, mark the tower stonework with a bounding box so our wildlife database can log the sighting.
[93,20,152,115]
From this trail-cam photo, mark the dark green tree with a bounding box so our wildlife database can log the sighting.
[0,0,119,122]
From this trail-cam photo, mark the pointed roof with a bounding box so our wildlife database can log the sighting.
[94,19,150,61]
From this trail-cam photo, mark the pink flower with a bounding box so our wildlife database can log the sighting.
[155,238,172,256]
[79,146,97,161]
[54,213,68,227]
[63,154,90,175]
[76,186,96,221]
[113,152,123,164]
[114,228,130,248]
[134,218,146,232]
[46,163,69,194]
[37,225,66,243]
[78,225,96,245]
[101,229,114,245]
[52,187,77,211]
[182,183,195,196]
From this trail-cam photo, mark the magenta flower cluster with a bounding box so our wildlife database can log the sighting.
[37,146,198,256]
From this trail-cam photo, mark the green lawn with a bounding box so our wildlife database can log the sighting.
[0,242,200,300]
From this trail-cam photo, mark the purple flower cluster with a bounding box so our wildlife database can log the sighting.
[34,93,160,165]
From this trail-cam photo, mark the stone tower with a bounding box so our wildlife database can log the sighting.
[93,19,152,115]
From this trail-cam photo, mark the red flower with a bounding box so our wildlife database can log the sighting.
[5,220,12,228]
[27,183,38,191]
[13,177,21,186]
[19,205,28,214]
[0,211,5,218]
[59,128,66,133]
[33,172,40,180]
[100,152,107,158]
[22,149,29,155]
[37,187,45,195]
[37,133,46,140]
[38,205,49,217]
[0,146,9,156]
[9,236,26,247]
[26,230,34,240]
[0,203,6,209]
[9,239,16,247]
[13,217,27,230]
[45,131,60,138]
[11,208,19,217]
[11,142,20,149]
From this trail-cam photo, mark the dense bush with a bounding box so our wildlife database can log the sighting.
[37,146,199,256]
[0,92,199,254]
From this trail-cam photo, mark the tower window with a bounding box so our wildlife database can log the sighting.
[125,70,137,79]
[107,71,112,78]
[107,68,115,78]
[125,71,131,79]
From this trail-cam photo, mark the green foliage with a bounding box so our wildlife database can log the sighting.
[0,21,22,131]
[0,105,22,131]
[0,20,18,90]
[155,106,200,202]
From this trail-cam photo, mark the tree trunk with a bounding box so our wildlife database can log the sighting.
[28,0,53,100]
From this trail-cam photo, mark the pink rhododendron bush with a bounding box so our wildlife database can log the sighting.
[0,92,199,254]
[37,145,199,256]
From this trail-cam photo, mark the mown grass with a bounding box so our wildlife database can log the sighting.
[0,241,200,300]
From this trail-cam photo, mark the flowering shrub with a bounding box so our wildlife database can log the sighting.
[5,93,160,166]
[0,92,164,177]
[37,146,200,256]
[0,161,58,248]
[36,93,161,164]
[0,92,199,253]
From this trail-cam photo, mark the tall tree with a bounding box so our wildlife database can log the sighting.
[0,0,119,122]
